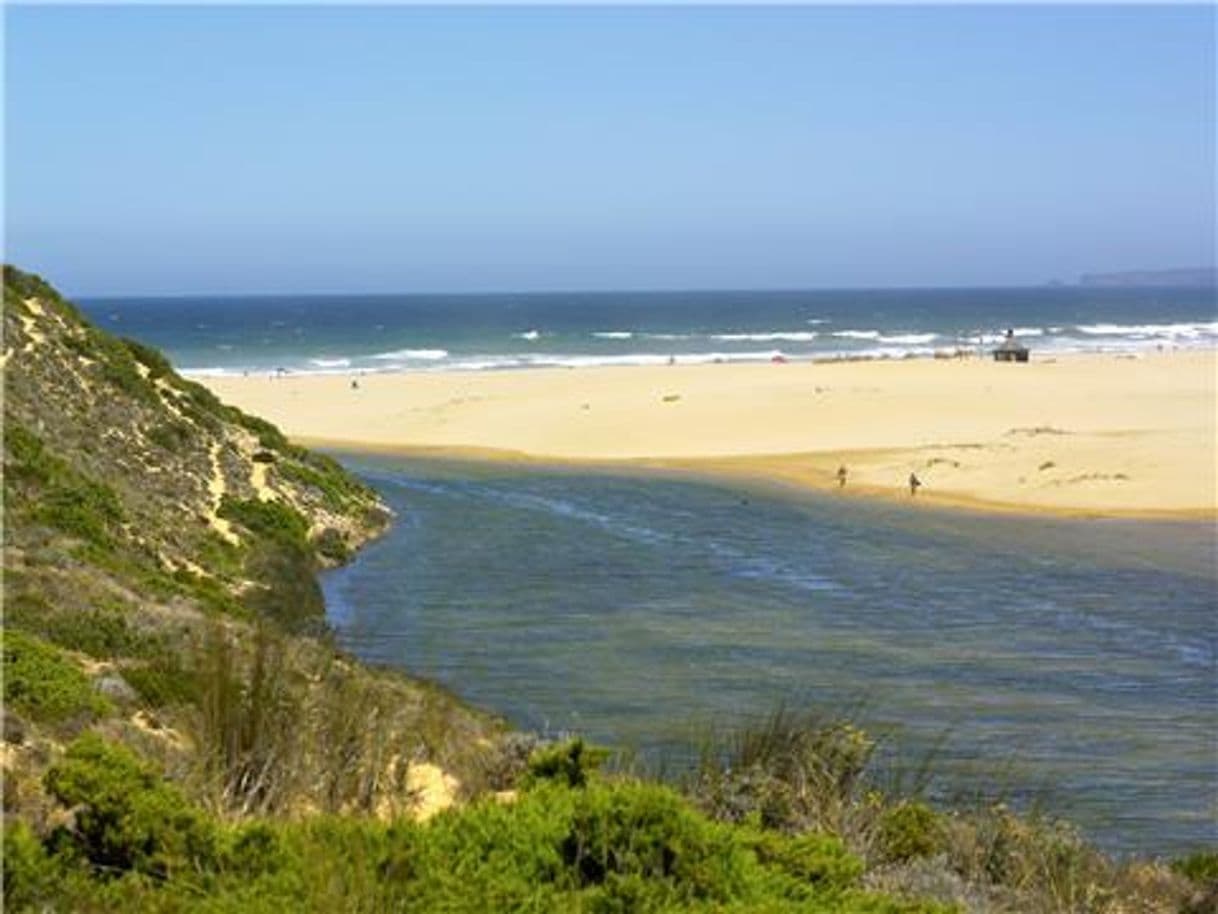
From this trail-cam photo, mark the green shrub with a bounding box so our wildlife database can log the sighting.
[747,829,864,889]
[5,426,124,544]
[277,452,375,510]
[217,497,324,627]
[3,422,51,486]
[196,532,247,579]
[58,326,160,404]
[158,376,231,434]
[231,410,290,452]
[876,801,946,863]
[4,265,86,323]
[45,732,219,880]
[121,337,174,379]
[524,738,610,789]
[4,773,966,912]
[124,653,202,709]
[72,541,228,614]
[313,528,351,563]
[146,420,193,452]
[558,781,753,902]
[172,566,247,617]
[36,475,124,544]
[6,594,158,660]
[218,496,309,548]
[242,541,325,631]
[2,630,110,723]
[221,822,289,878]
[5,264,55,302]
[1172,850,1218,885]
[3,820,62,910]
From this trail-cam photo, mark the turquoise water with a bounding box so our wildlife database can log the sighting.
[322,453,1216,855]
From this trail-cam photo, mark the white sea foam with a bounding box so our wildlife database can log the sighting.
[465,353,669,370]
[709,331,819,342]
[538,351,778,368]
[1075,321,1218,338]
[370,348,449,361]
[963,328,1043,345]
[178,315,1215,380]
[830,330,943,344]
[876,332,939,345]
[435,350,793,371]
[446,358,527,371]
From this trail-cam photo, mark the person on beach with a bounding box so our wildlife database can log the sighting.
[909,472,922,496]
[351,378,360,390]
[837,465,848,488]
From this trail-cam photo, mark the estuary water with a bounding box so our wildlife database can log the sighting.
[321,453,1216,855]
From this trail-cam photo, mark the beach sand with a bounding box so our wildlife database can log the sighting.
[203,350,1216,518]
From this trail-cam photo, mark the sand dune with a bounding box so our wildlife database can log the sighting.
[203,350,1216,517]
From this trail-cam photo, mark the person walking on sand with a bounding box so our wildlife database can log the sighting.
[908,472,922,496]
[837,465,848,489]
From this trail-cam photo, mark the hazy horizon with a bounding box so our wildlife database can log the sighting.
[7,5,1215,297]
[66,267,1216,302]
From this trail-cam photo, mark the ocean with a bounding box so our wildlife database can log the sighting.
[78,285,1218,377]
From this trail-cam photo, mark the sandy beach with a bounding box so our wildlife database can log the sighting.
[203,350,1217,518]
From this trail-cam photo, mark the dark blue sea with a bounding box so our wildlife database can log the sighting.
[79,285,1217,376]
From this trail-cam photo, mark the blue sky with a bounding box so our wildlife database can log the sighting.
[5,5,1215,295]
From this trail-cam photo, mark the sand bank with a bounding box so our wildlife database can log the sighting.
[202,350,1216,518]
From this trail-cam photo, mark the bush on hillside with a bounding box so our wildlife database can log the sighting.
[5,423,126,548]
[218,496,309,549]
[5,593,158,661]
[123,653,202,709]
[2,630,110,723]
[121,337,174,379]
[523,739,609,789]
[876,802,947,864]
[44,732,219,880]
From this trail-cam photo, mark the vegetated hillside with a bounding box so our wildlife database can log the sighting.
[2,267,1214,913]
[2,265,507,826]
[3,268,385,607]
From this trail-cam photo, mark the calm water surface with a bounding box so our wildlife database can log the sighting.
[322,453,1216,854]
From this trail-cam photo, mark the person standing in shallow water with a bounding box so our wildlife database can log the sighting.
[837,465,848,488]
[909,472,922,496]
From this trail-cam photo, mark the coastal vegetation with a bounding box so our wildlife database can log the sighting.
[2,266,1214,912]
